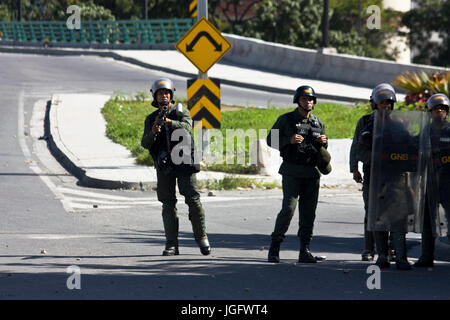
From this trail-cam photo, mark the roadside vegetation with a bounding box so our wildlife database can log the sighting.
[101,92,419,188]
[102,92,369,168]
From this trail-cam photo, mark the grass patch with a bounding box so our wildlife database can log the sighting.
[104,94,419,175]
[197,176,281,190]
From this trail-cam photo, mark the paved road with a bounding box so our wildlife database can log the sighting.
[0,53,449,301]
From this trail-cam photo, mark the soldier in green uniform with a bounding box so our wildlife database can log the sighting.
[415,94,450,268]
[141,78,210,257]
[266,85,331,263]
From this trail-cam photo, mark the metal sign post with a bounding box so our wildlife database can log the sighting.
[197,0,208,79]
[177,0,231,163]
[198,0,209,159]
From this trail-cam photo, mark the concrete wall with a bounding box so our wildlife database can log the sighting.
[222,33,449,89]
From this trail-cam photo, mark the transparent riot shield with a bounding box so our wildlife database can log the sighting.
[427,120,450,237]
[368,110,429,233]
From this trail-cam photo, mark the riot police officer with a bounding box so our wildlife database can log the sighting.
[141,78,211,256]
[350,83,396,262]
[266,85,330,263]
[366,83,419,271]
[414,93,450,268]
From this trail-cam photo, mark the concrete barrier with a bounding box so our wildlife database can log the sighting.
[223,33,449,89]
[251,138,355,187]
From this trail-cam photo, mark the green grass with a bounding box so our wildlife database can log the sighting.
[197,176,281,190]
[101,94,376,174]
[220,103,371,139]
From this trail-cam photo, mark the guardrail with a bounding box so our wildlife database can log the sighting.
[0,19,194,44]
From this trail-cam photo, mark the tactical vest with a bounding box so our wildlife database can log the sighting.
[148,108,200,175]
[283,114,322,166]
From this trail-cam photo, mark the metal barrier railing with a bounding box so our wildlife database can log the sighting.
[0,19,194,44]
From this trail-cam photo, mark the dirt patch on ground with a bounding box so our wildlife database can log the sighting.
[221,105,243,111]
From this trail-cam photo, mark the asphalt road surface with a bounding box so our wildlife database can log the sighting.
[0,52,449,302]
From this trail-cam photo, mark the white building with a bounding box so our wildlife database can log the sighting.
[383,0,412,64]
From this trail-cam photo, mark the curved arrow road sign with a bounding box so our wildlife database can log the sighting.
[176,17,232,74]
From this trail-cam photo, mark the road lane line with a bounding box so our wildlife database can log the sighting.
[18,89,74,212]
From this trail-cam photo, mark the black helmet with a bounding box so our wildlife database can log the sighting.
[150,78,175,107]
[293,85,317,104]
[370,83,396,110]
[426,93,450,113]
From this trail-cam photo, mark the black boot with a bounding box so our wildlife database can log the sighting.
[268,239,281,263]
[196,237,211,256]
[374,232,390,268]
[163,240,179,256]
[392,232,411,271]
[414,212,435,268]
[362,217,375,261]
[298,242,317,263]
[162,211,179,256]
[361,249,375,261]
[375,254,390,268]
[414,256,434,268]
[414,239,435,268]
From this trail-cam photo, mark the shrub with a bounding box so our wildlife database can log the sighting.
[392,71,450,106]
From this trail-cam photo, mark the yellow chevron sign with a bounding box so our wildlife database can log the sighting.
[189,0,197,18]
[176,17,232,74]
[187,78,221,129]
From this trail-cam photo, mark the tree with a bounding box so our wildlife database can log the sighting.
[402,0,450,67]
[209,0,262,34]
[329,0,403,60]
[77,1,115,20]
[0,3,12,21]
[207,0,395,59]
[244,0,323,48]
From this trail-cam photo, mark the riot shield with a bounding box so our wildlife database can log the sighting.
[427,120,450,237]
[368,110,429,233]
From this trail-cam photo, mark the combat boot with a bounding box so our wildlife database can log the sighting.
[414,229,435,268]
[298,242,317,263]
[196,237,211,256]
[374,232,390,268]
[362,221,375,261]
[163,240,179,256]
[388,248,397,263]
[268,239,281,263]
[413,256,434,268]
[392,232,411,271]
[375,255,390,269]
[361,249,375,261]
[162,210,179,256]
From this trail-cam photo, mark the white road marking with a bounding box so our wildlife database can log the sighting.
[18,89,73,212]
[57,186,147,201]
[63,196,161,206]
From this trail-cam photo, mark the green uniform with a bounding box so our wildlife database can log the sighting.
[349,113,375,253]
[141,105,207,247]
[267,108,326,244]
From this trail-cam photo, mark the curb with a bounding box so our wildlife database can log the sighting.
[0,45,362,105]
[44,94,280,191]
[45,95,157,190]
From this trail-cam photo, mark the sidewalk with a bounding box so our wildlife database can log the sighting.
[47,93,355,190]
